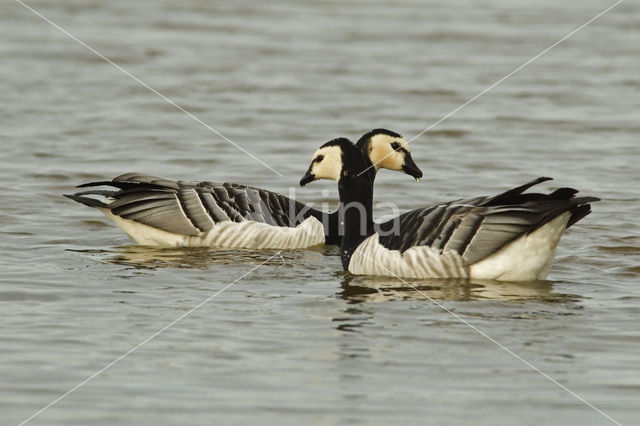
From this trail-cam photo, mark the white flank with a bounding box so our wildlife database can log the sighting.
[100,209,325,249]
[349,234,468,279]
[469,212,571,281]
[349,212,571,281]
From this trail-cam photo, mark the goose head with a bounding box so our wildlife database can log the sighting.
[355,129,423,181]
[300,138,366,186]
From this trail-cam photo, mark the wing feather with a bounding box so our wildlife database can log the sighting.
[377,177,599,266]
[67,173,320,236]
[177,189,215,231]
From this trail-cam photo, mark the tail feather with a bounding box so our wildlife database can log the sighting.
[66,175,171,208]
[483,178,599,232]
[568,203,593,228]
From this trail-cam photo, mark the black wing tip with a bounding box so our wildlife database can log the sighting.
[76,174,159,190]
[76,181,112,188]
[484,176,554,206]
[75,173,157,188]
[64,192,108,209]
[568,203,592,228]
[549,187,578,199]
[548,186,601,203]
[113,172,159,182]
[576,195,601,204]
[557,193,599,228]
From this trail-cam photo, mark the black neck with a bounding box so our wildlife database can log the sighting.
[301,137,377,252]
[305,209,340,245]
[324,168,377,246]
[337,166,375,270]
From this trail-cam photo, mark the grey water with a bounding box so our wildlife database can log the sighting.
[1,0,639,424]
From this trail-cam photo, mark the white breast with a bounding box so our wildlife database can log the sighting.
[100,209,325,249]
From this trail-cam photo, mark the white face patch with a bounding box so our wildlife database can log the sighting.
[368,134,410,171]
[310,145,342,182]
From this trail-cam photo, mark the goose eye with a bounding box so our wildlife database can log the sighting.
[391,142,400,151]
[315,155,324,163]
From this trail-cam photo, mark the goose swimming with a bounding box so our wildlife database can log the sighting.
[65,129,422,249]
[300,137,599,281]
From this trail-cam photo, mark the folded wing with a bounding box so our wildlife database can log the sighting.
[65,173,316,236]
[377,177,599,265]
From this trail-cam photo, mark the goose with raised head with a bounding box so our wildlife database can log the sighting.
[65,129,422,249]
[299,138,599,281]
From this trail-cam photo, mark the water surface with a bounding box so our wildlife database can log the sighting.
[1,0,639,424]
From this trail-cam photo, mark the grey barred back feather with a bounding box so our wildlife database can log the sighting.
[377,177,599,266]
[66,173,314,236]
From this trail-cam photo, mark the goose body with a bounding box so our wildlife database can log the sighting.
[65,130,422,249]
[300,139,598,281]
[86,175,326,249]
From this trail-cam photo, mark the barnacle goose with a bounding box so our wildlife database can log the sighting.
[65,129,422,249]
[300,137,599,281]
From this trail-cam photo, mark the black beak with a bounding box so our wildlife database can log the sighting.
[300,169,315,187]
[402,153,423,181]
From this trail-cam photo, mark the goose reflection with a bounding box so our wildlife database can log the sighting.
[338,274,579,303]
[68,245,293,270]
